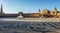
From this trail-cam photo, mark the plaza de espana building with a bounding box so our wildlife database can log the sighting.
[0,4,60,18]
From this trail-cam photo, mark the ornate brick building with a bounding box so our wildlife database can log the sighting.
[0,4,60,18]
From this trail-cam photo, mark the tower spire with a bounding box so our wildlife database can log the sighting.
[54,6,57,10]
[39,9,40,12]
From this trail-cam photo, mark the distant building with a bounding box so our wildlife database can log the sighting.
[0,4,60,18]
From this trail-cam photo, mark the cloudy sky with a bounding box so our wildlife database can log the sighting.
[0,0,60,13]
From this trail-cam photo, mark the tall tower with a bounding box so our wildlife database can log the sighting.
[1,4,3,13]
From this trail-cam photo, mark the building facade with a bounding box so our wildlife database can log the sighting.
[0,4,60,18]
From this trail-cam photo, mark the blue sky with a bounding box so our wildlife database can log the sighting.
[0,0,60,13]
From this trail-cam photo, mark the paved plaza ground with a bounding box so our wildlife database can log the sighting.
[0,18,60,33]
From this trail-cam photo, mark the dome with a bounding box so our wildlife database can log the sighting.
[42,9,50,14]
[43,9,48,11]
